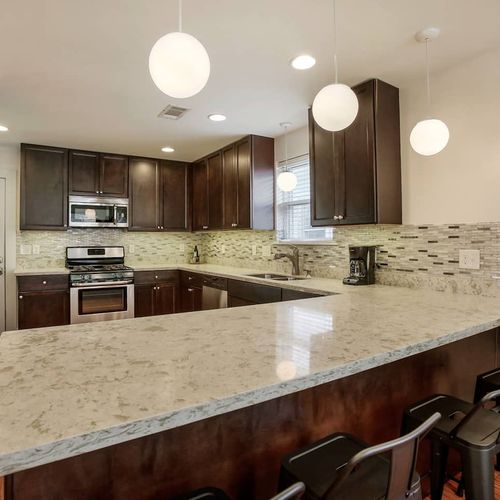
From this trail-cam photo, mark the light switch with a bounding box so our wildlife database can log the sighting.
[459,249,480,270]
[221,245,226,254]
[251,244,257,256]
[128,244,135,254]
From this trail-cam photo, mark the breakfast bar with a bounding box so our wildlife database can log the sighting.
[1,271,499,499]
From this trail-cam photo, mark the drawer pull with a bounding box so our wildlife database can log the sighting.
[42,281,47,285]
[18,295,23,299]
[187,288,193,292]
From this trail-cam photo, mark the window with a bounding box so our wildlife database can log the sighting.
[276,154,333,242]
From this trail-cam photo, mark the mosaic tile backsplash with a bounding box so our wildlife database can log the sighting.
[17,223,500,296]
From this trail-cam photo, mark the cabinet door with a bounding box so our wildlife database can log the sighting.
[161,161,190,231]
[134,284,155,318]
[235,137,252,229]
[192,160,209,231]
[100,154,128,197]
[308,110,345,227]
[337,81,376,225]
[155,283,178,315]
[21,144,68,230]
[69,150,100,195]
[18,290,69,329]
[222,145,237,229]
[207,152,223,230]
[129,158,160,231]
[181,284,203,312]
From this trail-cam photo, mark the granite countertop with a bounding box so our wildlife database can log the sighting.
[2,264,500,476]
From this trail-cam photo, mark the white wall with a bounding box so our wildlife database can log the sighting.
[0,144,19,331]
[275,48,500,225]
[401,48,500,224]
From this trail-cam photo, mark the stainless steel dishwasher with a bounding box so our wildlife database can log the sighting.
[201,275,228,310]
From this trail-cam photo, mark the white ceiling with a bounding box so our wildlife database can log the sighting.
[1,0,499,161]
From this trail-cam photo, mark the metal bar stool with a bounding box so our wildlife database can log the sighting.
[175,482,305,500]
[402,389,500,500]
[279,413,440,499]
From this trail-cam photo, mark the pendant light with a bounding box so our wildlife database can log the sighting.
[149,0,210,99]
[410,28,449,156]
[277,122,297,192]
[312,0,358,132]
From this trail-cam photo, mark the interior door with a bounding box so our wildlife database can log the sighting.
[0,178,5,332]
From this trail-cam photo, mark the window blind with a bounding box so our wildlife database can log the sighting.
[276,155,333,242]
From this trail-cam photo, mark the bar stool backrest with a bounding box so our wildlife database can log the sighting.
[323,412,441,500]
[269,482,305,500]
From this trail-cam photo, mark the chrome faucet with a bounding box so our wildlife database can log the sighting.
[274,245,300,276]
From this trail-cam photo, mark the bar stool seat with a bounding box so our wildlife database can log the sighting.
[280,433,395,499]
[403,392,500,500]
[474,368,500,404]
[280,413,440,500]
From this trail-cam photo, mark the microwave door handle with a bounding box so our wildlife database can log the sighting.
[113,205,117,225]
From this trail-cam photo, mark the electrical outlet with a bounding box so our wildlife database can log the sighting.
[179,243,185,252]
[128,244,135,254]
[459,249,480,270]
[32,244,40,255]
[221,245,226,254]
[262,245,271,257]
[20,244,32,255]
[251,244,257,256]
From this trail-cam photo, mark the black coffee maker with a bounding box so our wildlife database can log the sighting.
[343,246,377,285]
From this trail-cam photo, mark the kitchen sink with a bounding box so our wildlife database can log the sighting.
[246,273,306,281]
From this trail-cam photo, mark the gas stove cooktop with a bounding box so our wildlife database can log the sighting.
[68,264,133,273]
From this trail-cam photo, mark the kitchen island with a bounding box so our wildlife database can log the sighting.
[2,266,500,499]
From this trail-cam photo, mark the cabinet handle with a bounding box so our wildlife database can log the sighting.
[161,226,164,230]
[203,225,208,230]
[18,295,23,299]
[155,275,158,279]
[188,276,193,280]
[100,191,103,194]
[187,288,193,292]
[96,190,99,194]
[42,280,47,285]
[333,215,339,220]
[338,215,344,220]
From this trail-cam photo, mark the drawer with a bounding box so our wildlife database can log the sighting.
[228,279,281,304]
[134,270,179,285]
[17,274,69,292]
[181,271,205,287]
[281,288,323,301]
[201,275,227,291]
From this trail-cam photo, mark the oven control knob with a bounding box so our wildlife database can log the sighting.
[85,274,91,281]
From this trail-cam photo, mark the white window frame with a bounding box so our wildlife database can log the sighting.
[275,154,334,245]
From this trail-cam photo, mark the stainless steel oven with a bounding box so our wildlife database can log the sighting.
[69,196,128,228]
[70,282,134,324]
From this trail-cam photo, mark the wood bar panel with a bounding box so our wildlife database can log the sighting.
[6,329,498,500]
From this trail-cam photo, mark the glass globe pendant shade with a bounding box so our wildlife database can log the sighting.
[410,118,449,156]
[277,171,298,192]
[149,31,210,98]
[312,83,359,132]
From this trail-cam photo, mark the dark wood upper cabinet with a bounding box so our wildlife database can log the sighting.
[100,154,128,197]
[68,150,99,195]
[207,152,224,230]
[128,157,160,231]
[21,144,68,230]
[195,134,274,232]
[192,159,209,231]
[69,150,128,197]
[161,160,191,231]
[309,79,401,226]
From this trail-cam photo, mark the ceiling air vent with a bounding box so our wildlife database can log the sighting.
[158,104,190,120]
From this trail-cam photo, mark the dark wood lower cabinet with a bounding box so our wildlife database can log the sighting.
[5,330,497,500]
[181,285,203,312]
[227,279,282,306]
[17,275,70,330]
[134,271,179,317]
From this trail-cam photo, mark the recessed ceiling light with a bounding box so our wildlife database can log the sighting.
[290,55,316,70]
[161,146,175,153]
[208,113,227,122]
[0,125,8,132]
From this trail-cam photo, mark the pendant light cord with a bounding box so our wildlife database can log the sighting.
[425,38,431,110]
[333,0,338,83]
[284,125,289,171]
[178,0,183,32]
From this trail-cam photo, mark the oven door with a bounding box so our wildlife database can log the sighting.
[70,284,134,324]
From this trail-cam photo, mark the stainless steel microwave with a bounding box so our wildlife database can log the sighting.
[68,196,129,228]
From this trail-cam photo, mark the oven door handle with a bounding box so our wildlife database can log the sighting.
[72,281,133,288]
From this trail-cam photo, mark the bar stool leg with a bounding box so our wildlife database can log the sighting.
[430,440,448,500]
[461,449,494,500]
